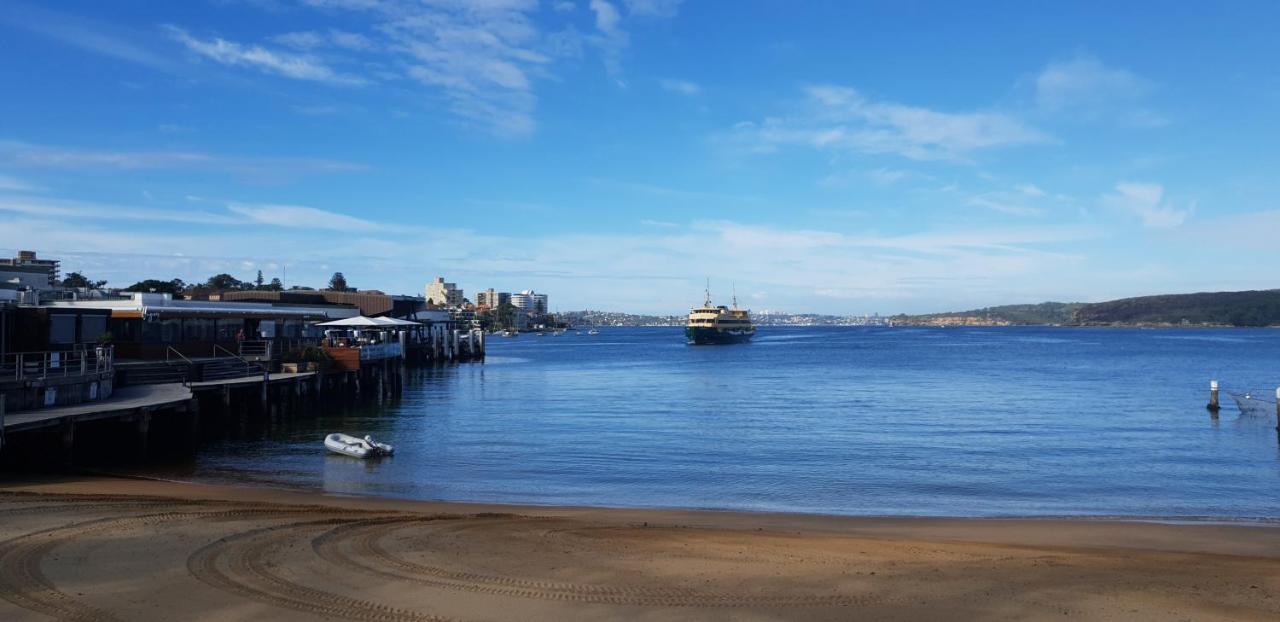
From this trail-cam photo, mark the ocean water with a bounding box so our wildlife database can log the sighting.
[158,327,1280,518]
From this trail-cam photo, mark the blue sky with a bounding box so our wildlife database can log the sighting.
[2,1,1278,314]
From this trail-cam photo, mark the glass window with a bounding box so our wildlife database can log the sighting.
[82,315,107,343]
[49,315,75,344]
[141,319,161,342]
[160,318,180,343]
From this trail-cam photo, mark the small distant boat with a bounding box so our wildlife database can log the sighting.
[1231,391,1277,417]
[325,433,394,459]
[587,328,599,335]
[500,330,516,337]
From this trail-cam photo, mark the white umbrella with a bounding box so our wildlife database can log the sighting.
[371,316,421,326]
[314,316,384,327]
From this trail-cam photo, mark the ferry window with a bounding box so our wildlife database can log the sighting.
[49,314,75,344]
[81,315,107,343]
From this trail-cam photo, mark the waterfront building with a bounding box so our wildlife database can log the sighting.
[511,290,548,316]
[476,288,510,308]
[221,290,424,318]
[0,250,59,289]
[425,277,463,307]
[43,292,359,359]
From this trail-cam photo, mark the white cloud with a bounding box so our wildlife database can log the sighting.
[271,30,326,49]
[553,1,577,12]
[624,0,684,17]
[1,4,172,70]
[0,196,233,225]
[165,25,368,86]
[1016,183,1046,197]
[273,29,374,51]
[0,175,37,191]
[226,203,386,231]
[2,193,1108,313]
[1102,182,1193,228]
[967,194,1044,217]
[868,168,908,186]
[734,85,1050,161]
[659,78,700,95]
[0,140,366,181]
[1035,56,1165,126]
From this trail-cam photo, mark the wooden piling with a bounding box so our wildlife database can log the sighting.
[0,398,6,460]
[135,413,151,461]
[59,420,75,467]
[1207,380,1220,413]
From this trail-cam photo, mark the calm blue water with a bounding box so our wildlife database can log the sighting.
[162,327,1280,518]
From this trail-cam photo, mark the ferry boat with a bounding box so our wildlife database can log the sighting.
[685,286,755,345]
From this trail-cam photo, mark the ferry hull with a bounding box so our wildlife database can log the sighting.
[685,326,754,345]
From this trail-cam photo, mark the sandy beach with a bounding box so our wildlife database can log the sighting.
[0,476,1273,621]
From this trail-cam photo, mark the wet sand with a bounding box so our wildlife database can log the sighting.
[0,476,1277,621]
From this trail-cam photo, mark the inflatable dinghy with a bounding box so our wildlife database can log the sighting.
[324,433,394,459]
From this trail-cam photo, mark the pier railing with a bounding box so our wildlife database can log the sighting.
[0,346,114,382]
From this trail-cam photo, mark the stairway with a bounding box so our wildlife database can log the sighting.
[198,357,264,382]
[115,361,189,387]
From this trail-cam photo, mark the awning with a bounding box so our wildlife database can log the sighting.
[315,316,384,327]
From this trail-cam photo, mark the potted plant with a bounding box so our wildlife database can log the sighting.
[280,347,304,373]
[300,346,333,372]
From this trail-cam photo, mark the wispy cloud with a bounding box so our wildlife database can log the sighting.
[0,174,38,192]
[1035,56,1166,127]
[0,196,234,225]
[967,194,1044,217]
[3,211,1101,313]
[732,85,1050,161]
[660,78,700,95]
[272,29,374,51]
[1101,182,1193,228]
[1,2,172,69]
[165,25,368,86]
[624,0,685,18]
[0,140,366,181]
[226,202,386,232]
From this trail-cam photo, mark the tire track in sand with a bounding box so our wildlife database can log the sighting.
[0,504,353,621]
[314,517,894,609]
[188,518,451,622]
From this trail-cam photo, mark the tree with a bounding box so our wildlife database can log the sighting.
[255,270,265,289]
[266,277,284,292]
[62,272,107,289]
[205,273,246,290]
[494,301,515,330]
[124,279,186,294]
[328,272,349,292]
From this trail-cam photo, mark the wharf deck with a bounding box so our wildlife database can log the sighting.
[187,371,316,391]
[3,384,192,433]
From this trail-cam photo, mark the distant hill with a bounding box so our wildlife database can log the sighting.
[894,302,1082,326]
[1073,289,1280,327]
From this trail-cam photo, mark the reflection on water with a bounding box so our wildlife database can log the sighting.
[145,326,1280,518]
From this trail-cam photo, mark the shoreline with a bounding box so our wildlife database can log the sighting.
[1,474,1277,620]
[5,473,1280,554]
[84,469,1280,527]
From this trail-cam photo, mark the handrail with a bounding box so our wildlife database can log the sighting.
[214,344,265,376]
[1,345,114,382]
[164,347,193,387]
[165,346,194,366]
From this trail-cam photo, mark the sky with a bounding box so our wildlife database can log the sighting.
[2,1,1279,314]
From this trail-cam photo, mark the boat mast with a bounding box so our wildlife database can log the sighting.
[731,283,738,309]
[704,278,712,307]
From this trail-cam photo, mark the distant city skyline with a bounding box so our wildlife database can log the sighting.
[3,1,1279,314]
